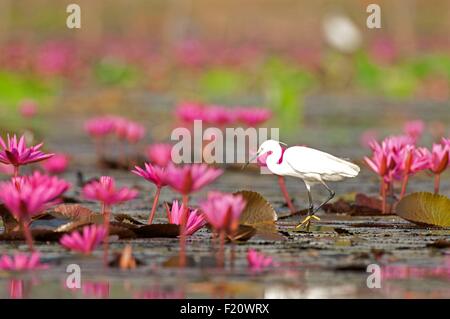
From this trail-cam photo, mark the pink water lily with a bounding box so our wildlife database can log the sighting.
[146,143,173,167]
[0,134,54,177]
[132,163,168,224]
[398,145,429,198]
[236,107,272,126]
[124,121,145,144]
[83,176,138,206]
[41,153,69,174]
[165,163,222,267]
[419,142,449,194]
[175,102,204,123]
[403,120,424,143]
[247,249,274,271]
[82,176,137,265]
[165,163,223,196]
[0,172,70,251]
[0,253,49,271]
[84,116,116,138]
[165,200,206,236]
[60,224,107,255]
[200,191,246,267]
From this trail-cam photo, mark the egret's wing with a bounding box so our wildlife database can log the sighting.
[284,146,360,177]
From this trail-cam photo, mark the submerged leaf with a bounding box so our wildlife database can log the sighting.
[234,190,277,225]
[395,192,450,227]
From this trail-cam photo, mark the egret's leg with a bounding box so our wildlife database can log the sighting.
[313,181,335,214]
[296,182,319,231]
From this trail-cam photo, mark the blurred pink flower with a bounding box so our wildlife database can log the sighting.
[203,105,235,125]
[165,164,223,196]
[403,120,425,142]
[19,99,38,118]
[85,117,116,138]
[175,102,204,123]
[125,122,145,144]
[165,200,206,236]
[235,107,272,126]
[60,224,107,255]
[247,249,274,271]
[146,143,173,167]
[0,172,70,221]
[82,176,138,206]
[132,163,167,224]
[41,153,69,174]
[200,191,246,233]
[0,134,54,171]
[9,279,24,299]
[0,253,49,271]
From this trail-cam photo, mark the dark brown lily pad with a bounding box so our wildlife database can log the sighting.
[114,213,145,226]
[134,223,180,238]
[0,204,20,233]
[0,229,64,242]
[426,239,450,249]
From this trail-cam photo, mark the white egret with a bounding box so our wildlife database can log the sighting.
[248,140,360,230]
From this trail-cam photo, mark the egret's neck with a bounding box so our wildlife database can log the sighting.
[266,144,284,176]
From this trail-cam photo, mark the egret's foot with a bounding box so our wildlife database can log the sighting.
[295,214,320,231]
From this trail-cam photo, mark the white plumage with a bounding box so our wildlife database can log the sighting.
[254,140,360,230]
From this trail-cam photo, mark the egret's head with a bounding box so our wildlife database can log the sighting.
[242,140,286,169]
[256,139,284,157]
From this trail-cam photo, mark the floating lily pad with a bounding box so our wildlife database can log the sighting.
[234,190,277,225]
[395,192,450,227]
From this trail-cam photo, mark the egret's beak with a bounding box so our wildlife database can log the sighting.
[242,151,261,169]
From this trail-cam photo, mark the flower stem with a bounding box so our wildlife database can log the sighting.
[179,194,189,268]
[277,176,296,213]
[148,187,161,224]
[400,174,409,199]
[102,203,110,267]
[217,230,225,268]
[13,166,19,178]
[21,220,34,252]
[434,174,440,194]
[381,179,386,214]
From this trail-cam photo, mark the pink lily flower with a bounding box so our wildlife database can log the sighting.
[0,172,70,250]
[82,176,137,265]
[84,116,116,138]
[60,224,107,255]
[0,134,54,177]
[200,191,246,267]
[419,143,449,194]
[165,163,223,267]
[175,102,205,123]
[132,163,167,224]
[165,163,223,196]
[146,143,173,167]
[0,253,49,271]
[203,105,235,125]
[398,145,429,198]
[19,99,38,118]
[403,120,424,143]
[235,107,272,126]
[165,200,206,236]
[41,153,69,174]
[125,122,145,144]
[247,249,274,271]
[82,176,138,206]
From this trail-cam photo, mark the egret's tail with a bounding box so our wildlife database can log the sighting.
[341,160,360,177]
